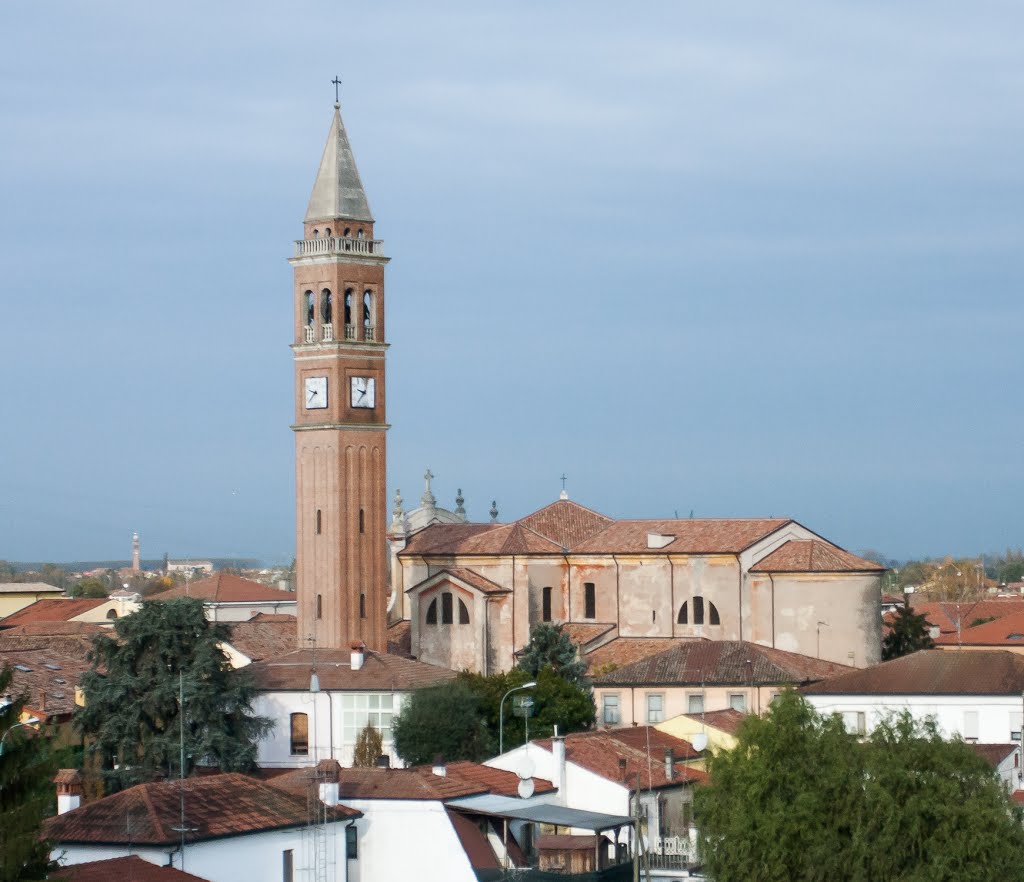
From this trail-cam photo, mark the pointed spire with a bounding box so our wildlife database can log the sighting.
[455,488,466,520]
[305,105,374,224]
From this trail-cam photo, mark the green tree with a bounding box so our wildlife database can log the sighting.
[882,604,935,660]
[75,598,270,790]
[0,666,56,881]
[517,622,588,685]
[68,577,109,599]
[353,723,384,768]
[392,679,490,765]
[695,691,1024,882]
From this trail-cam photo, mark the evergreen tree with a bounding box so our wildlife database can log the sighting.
[353,723,384,768]
[0,666,56,881]
[882,603,935,660]
[392,679,490,765]
[75,598,271,789]
[517,622,587,685]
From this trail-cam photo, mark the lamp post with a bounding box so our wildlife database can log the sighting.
[0,718,41,757]
[499,682,536,755]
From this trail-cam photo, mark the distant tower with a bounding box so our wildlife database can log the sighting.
[291,97,389,652]
[131,532,140,573]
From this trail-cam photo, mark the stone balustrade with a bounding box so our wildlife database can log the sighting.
[294,236,385,258]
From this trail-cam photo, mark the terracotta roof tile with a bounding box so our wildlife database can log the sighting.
[50,856,211,881]
[427,567,511,595]
[802,650,1024,696]
[0,621,104,638]
[968,743,1019,768]
[1,598,108,625]
[593,640,852,686]
[517,500,614,549]
[0,582,62,595]
[401,523,504,556]
[248,613,299,623]
[44,773,359,846]
[0,641,95,718]
[750,539,886,573]
[225,618,297,662]
[933,612,1024,646]
[248,648,456,691]
[150,574,296,604]
[914,601,1024,638]
[681,708,748,735]
[532,728,706,791]
[586,638,693,672]
[562,622,616,649]
[572,518,792,555]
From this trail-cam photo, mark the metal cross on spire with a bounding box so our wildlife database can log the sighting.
[332,76,342,104]
[559,473,569,501]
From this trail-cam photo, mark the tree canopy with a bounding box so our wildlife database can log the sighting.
[353,723,384,768]
[75,598,270,789]
[695,691,1024,882]
[0,666,57,881]
[882,603,936,660]
[516,622,587,685]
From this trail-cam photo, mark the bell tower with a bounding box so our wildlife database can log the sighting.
[290,100,389,652]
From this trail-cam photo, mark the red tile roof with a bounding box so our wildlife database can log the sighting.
[150,574,296,604]
[968,743,1019,768]
[387,620,413,658]
[43,773,359,846]
[911,600,1024,637]
[269,760,552,801]
[517,500,614,549]
[572,518,792,555]
[933,611,1024,646]
[586,638,690,672]
[561,622,617,650]
[225,618,297,662]
[750,540,885,573]
[682,708,748,735]
[50,856,211,881]
[248,648,456,691]
[409,567,510,596]
[0,640,95,718]
[532,728,706,792]
[592,640,852,686]
[1,598,108,625]
[802,650,1024,696]
[0,621,104,638]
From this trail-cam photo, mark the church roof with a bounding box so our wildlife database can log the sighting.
[572,518,791,555]
[248,648,456,692]
[407,567,511,596]
[749,539,885,573]
[305,104,374,224]
[517,500,614,549]
[149,573,295,604]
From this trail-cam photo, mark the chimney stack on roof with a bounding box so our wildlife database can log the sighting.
[552,727,567,806]
[350,641,366,672]
[664,749,674,782]
[316,759,342,806]
[618,758,628,782]
[432,754,447,777]
[53,769,82,815]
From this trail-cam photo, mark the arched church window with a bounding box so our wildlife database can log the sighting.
[321,289,333,325]
[709,601,720,625]
[542,586,553,622]
[357,228,364,239]
[442,592,454,625]
[458,599,470,624]
[312,229,320,238]
[679,596,720,626]
[316,594,323,619]
[325,227,331,237]
[363,290,372,327]
[677,602,688,625]
[304,291,315,327]
[344,289,353,326]
[425,598,438,625]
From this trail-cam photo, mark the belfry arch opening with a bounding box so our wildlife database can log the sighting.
[320,289,333,325]
[304,291,315,327]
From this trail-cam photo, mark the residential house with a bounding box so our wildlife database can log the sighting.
[150,573,296,622]
[932,612,1024,655]
[49,856,212,881]
[906,599,1024,644]
[0,582,63,618]
[44,771,361,882]
[249,643,456,768]
[591,639,851,728]
[657,708,748,753]
[802,649,1024,742]
[0,596,139,628]
[391,497,886,673]
[968,743,1022,793]
[269,758,635,882]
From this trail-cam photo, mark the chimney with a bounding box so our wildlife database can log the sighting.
[432,753,447,777]
[618,758,628,782]
[375,754,390,769]
[664,749,674,783]
[552,727,567,805]
[316,759,341,807]
[53,770,82,815]
[350,641,366,672]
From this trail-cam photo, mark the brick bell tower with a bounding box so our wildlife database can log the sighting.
[290,99,389,652]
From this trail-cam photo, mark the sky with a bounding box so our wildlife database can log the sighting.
[1,2,1022,564]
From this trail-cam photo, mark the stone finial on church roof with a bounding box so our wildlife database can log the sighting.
[455,488,466,520]
[391,488,405,531]
[489,500,499,523]
[421,469,437,509]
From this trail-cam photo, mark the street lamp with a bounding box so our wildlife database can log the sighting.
[499,682,536,755]
[0,718,41,757]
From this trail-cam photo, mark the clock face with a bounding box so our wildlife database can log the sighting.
[350,376,376,409]
[304,376,328,409]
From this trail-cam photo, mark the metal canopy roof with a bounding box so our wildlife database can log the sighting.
[450,797,634,832]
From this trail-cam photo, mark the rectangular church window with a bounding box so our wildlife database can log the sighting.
[542,586,552,622]
[584,583,596,619]
[442,592,453,624]
[290,713,309,756]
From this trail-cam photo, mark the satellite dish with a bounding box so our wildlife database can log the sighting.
[518,777,535,799]
[692,732,709,752]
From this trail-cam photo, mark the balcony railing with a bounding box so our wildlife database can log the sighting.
[322,323,334,342]
[294,236,385,258]
[344,324,356,341]
[304,325,315,343]
[363,325,375,342]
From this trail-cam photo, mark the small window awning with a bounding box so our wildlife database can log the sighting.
[448,795,634,833]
